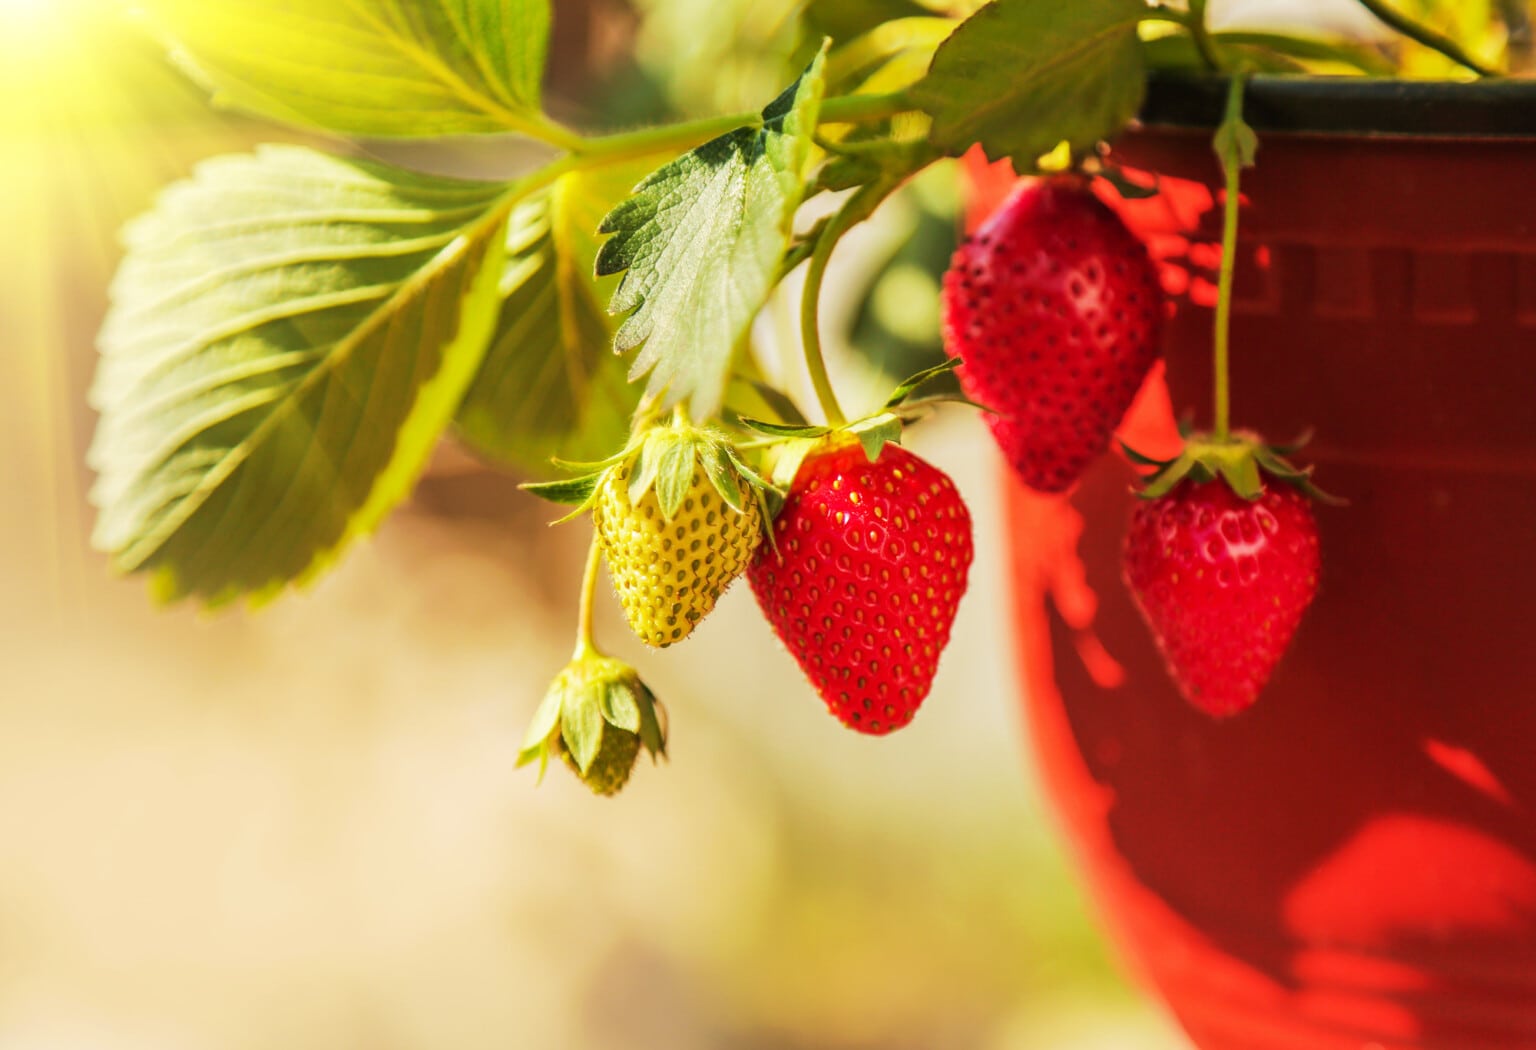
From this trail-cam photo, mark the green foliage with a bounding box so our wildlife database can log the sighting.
[142,0,563,140]
[454,161,658,477]
[912,0,1149,169]
[595,49,828,420]
[91,0,1504,610]
[89,146,511,604]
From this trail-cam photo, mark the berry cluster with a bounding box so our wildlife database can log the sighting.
[524,167,1327,796]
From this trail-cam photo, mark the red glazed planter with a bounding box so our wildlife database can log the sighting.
[1001,78,1536,1049]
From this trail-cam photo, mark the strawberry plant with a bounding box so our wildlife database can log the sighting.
[89,0,1511,792]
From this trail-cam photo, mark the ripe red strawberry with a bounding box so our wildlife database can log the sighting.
[942,175,1163,493]
[1122,480,1320,717]
[748,440,973,735]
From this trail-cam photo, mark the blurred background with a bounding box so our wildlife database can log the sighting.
[0,0,1509,1047]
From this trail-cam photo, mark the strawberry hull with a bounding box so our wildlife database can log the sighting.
[999,78,1536,1050]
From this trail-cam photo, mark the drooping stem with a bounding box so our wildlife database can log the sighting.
[572,533,602,661]
[1352,0,1499,76]
[798,170,914,426]
[1212,75,1247,443]
[800,224,850,428]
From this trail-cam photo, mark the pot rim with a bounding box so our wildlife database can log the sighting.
[1139,73,1536,139]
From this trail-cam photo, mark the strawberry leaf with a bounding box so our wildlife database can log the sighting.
[596,46,827,419]
[143,0,564,141]
[89,146,510,606]
[913,0,1149,170]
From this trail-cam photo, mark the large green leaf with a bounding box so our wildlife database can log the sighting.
[912,0,1149,168]
[594,47,827,419]
[143,0,565,141]
[454,161,658,476]
[89,145,512,605]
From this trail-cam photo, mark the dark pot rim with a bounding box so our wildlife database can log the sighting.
[1140,73,1536,139]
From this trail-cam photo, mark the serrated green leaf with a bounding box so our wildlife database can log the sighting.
[596,47,828,418]
[142,0,564,141]
[653,439,696,520]
[561,694,605,775]
[850,413,904,462]
[701,443,745,513]
[455,161,658,478]
[89,145,511,606]
[520,473,602,507]
[913,0,1149,169]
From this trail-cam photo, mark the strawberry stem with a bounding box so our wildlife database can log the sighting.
[800,216,852,428]
[799,170,911,428]
[573,533,602,661]
[1212,73,1249,443]
[1350,0,1498,76]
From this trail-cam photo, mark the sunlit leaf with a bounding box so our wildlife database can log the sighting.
[143,0,565,140]
[913,0,1149,168]
[595,48,827,419]
[89,145,512,605]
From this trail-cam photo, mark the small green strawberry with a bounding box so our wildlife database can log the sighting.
[525,415,772,647]
[518,651,666,797]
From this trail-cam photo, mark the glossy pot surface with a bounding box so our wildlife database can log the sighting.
[1000,80,1536,1049]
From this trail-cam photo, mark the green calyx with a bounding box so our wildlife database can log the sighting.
[517,652,667,797]
[1123,428,1341,503]
[738,357,981,492]
[522,414,775,524]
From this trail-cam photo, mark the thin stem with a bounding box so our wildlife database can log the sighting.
[1186,0,1223,71]
[799,220,849,427]
[572,533,602,661]
[1213,75,1246,443]
[570,91,916,164]
[1352,0,1499,76]
[796,151,935,427]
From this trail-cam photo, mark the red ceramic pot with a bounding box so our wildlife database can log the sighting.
[1001,78,1536,1049]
